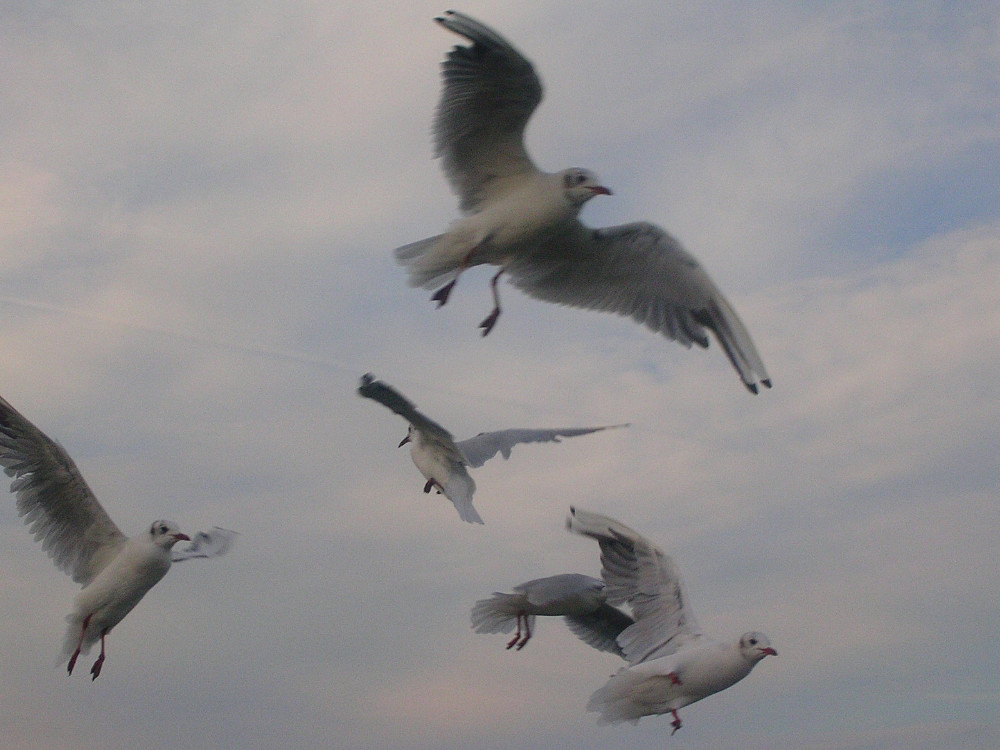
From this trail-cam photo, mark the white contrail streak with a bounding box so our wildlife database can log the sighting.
[0,295,353,373]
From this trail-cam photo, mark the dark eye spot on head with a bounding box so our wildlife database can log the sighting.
[750,637,758,645]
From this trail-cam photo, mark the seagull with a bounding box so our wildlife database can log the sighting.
[567,507,776,734]
[357,374,626,524]
[394,10,771,394]
[471,573,633,652]
[0,393,237,679]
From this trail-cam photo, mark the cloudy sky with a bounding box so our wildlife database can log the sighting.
[1,1,998,748]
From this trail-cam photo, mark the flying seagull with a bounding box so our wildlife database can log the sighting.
[567,507,776,734]
[0,394,236,679]
[471,572,633,653]
[357,374,626,524]
[394,10,771,393]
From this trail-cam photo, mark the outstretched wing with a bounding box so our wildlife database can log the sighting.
[357,373,455,445]
[0,395,127,585]
[508,221,771,393]
[172,527,238,562]
[567,507,703,664]
[457,424,627,468]
[434,10,543,212]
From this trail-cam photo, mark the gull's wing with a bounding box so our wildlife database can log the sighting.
[567,507,703,665]
[508,221,771,394]
[0,395,127,585]
[357,373,455,445]
[457,424,628,468]
[171,527,238,562]
[434,10,543,212]
[563,603,635,658]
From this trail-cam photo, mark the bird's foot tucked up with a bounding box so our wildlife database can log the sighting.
[89,653,105,680]
[478,307,500,336]
[670,709,683,735]
[431,280,456,307]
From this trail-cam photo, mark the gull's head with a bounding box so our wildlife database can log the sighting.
[398,424,417,447]
[739,632,777,662]
[148,520,191,549]
[561,168,612,207]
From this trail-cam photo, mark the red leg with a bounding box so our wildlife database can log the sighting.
[478,269,505,336]
[431,250,476,308]
[506,612,524,650]
[90,629,108,680]
[667,671,682,686]
[670,709,683,735]
[67,613,92,676]
[514,613,532,650]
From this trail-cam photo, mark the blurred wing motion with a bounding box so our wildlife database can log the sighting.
[0,395,127,585]
[172,527,239,562]
[567,506,704,664]
[357,373,454,444]
[458,424,628,468]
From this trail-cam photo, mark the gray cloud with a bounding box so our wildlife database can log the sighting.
[1,2,998,748]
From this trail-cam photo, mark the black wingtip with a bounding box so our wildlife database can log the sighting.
[745,382,759,395]
[761,378,773,389]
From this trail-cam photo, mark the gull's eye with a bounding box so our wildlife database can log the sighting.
[749,637,758,646]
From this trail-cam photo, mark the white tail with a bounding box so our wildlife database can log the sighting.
[586,667,649,725]
[393,234,454,289]
[470,592,531,634]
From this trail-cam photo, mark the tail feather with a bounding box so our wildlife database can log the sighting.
[470,592,524,634]
[586,668,648,725]
[442,474,483,524]
[393,234,456,289]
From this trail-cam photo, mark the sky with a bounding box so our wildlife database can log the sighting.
[1,1,998,748]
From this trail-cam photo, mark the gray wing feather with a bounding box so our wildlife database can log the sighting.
[434,10,543,212]
[357,374,455,445]
[563,604,635,657]
[508,222,771,393]
[567,507,703,665]
[172,527,238,562]
[0,395,126,585]
[457,424,627,468]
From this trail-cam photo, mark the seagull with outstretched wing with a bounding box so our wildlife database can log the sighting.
[395,10,772,393]
[567,507,776,734]
[471,572,633,653]
[357,374,625,524]
[0,393,236,679]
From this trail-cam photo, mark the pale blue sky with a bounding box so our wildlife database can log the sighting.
[1,2,998,748]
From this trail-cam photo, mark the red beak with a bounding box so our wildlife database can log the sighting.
[398,435,411,447]
[761,647,777,657]
[173,533,191,542]
[590,185,612,196]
